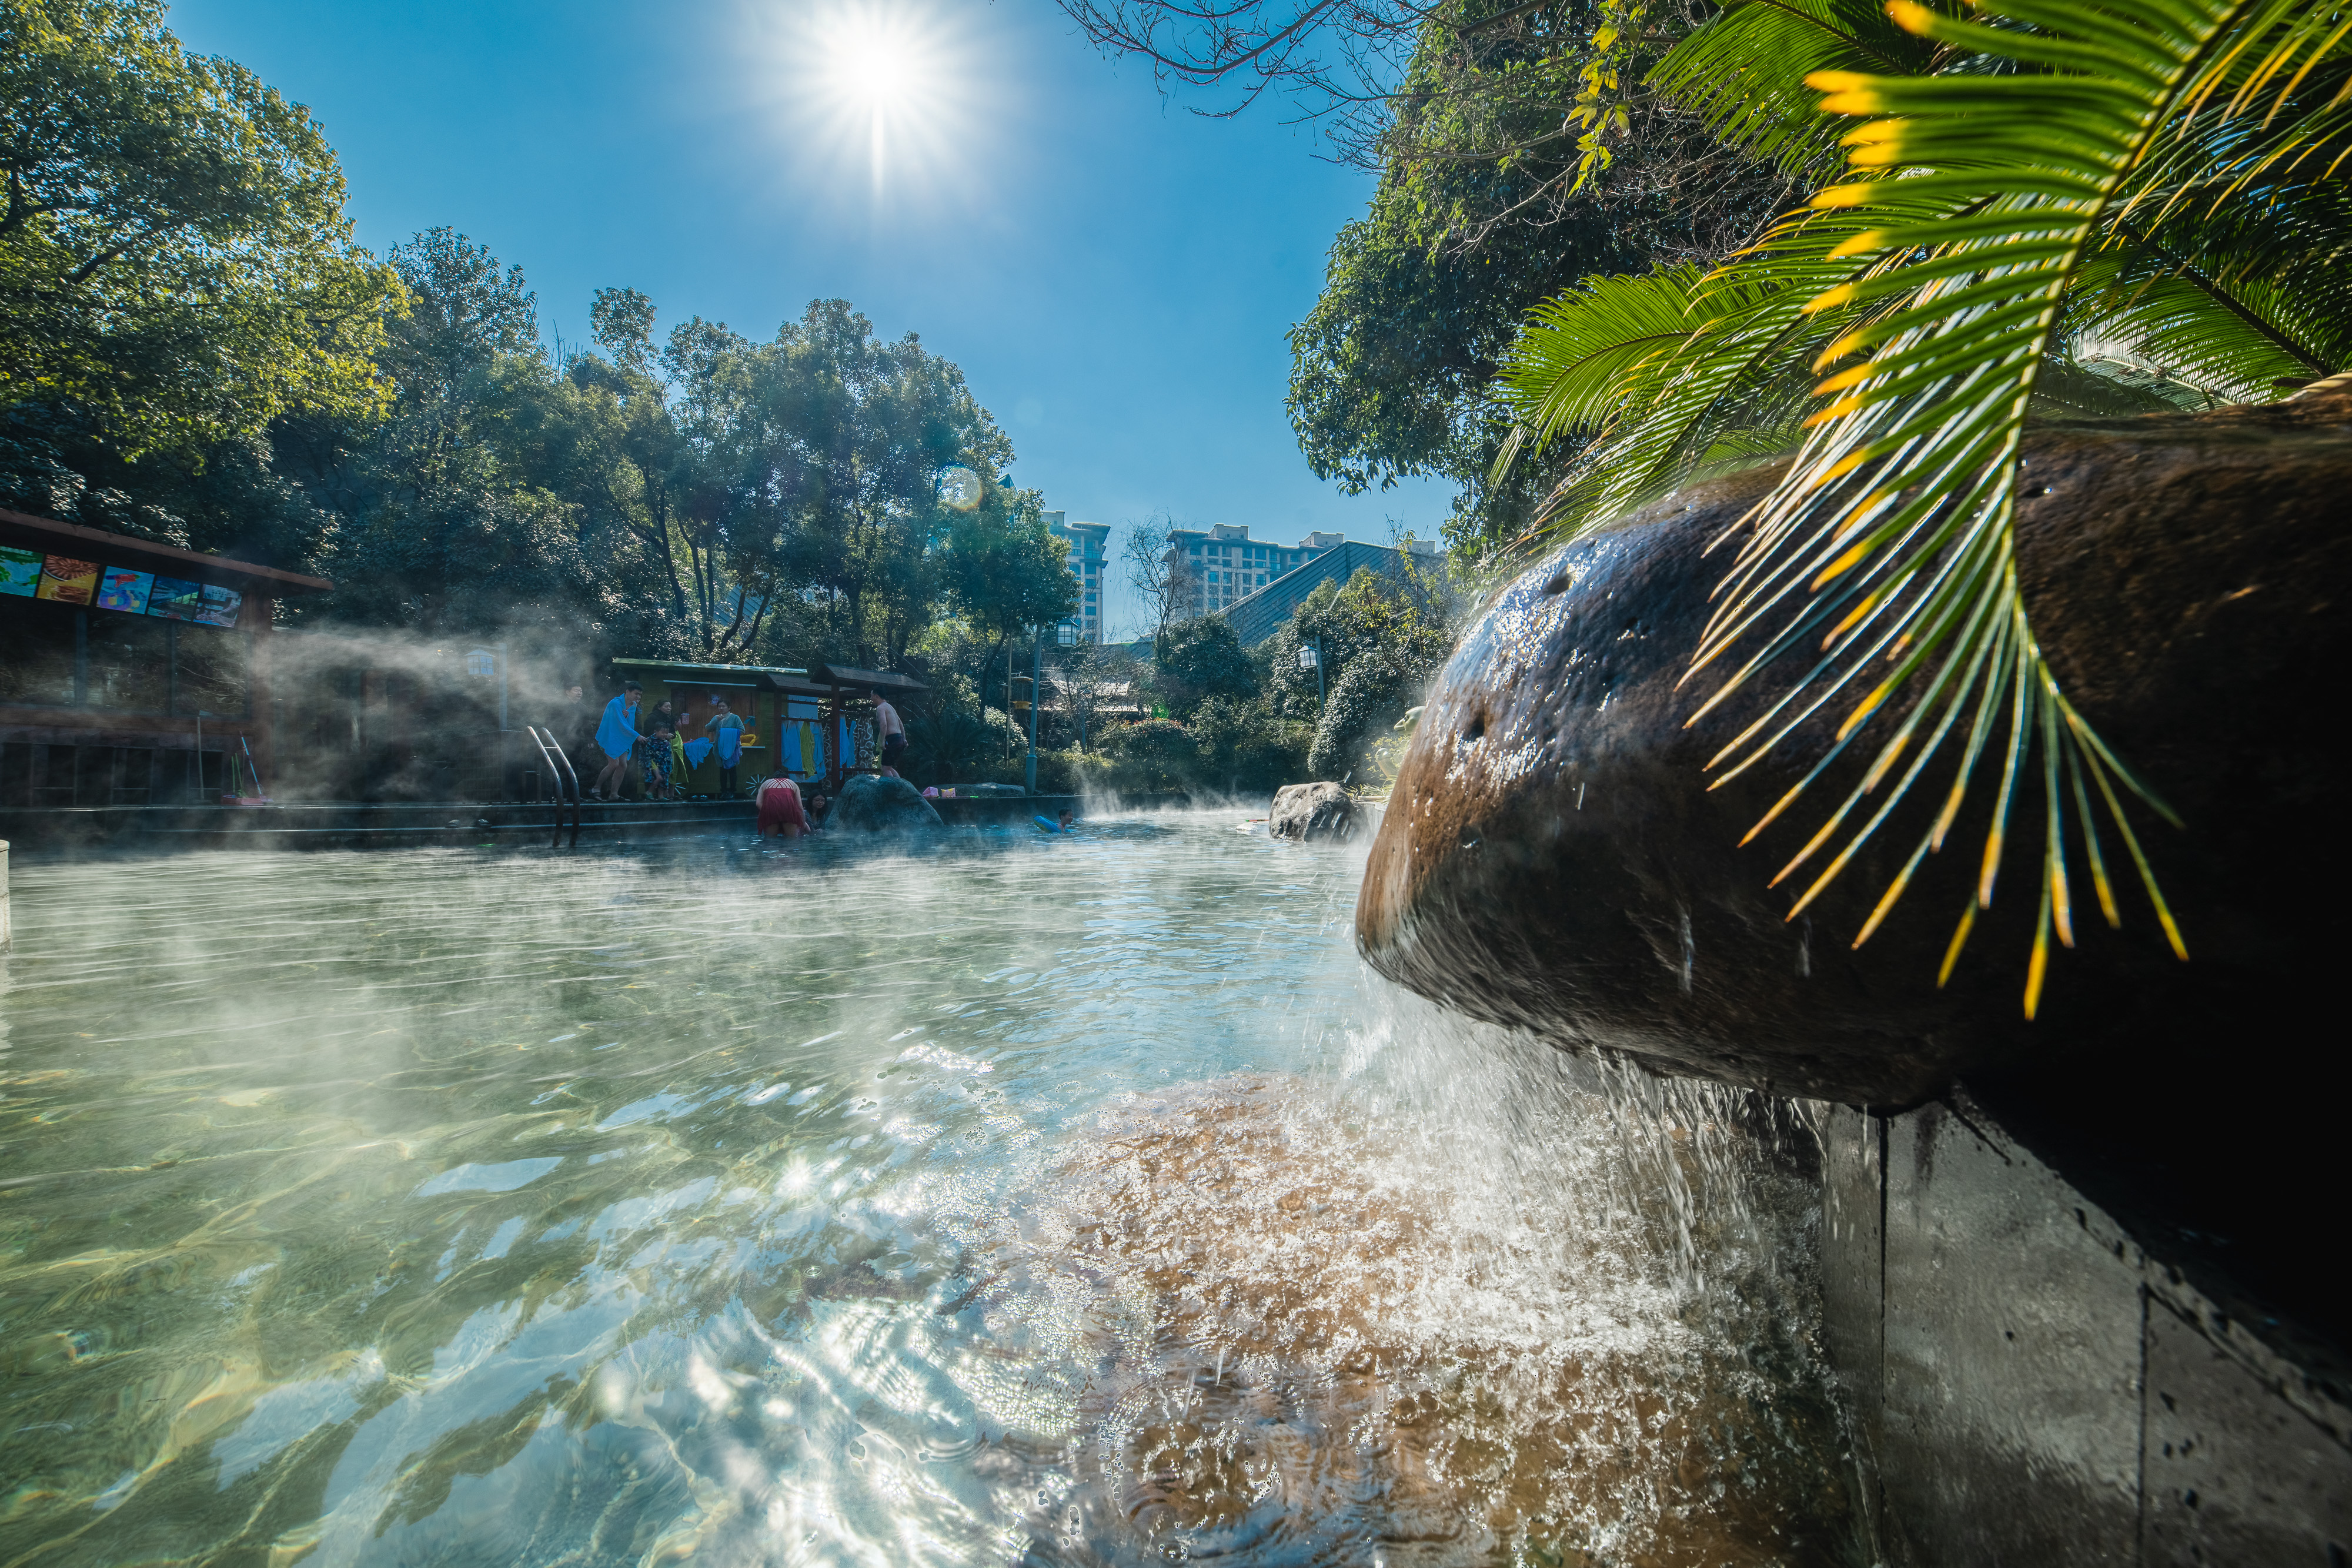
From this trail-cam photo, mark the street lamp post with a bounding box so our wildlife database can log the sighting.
[1025,626,1041,794]
[1298,639,1324,708]
[1057,621,1081,752]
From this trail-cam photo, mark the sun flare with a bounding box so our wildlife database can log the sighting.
[763,3,984,207]
[801,7,959,194]
[830,24,910,109]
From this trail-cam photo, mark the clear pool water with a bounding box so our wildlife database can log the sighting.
[0,814,1857,1566]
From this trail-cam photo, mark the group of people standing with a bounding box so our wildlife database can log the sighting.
[585,681,750,802]
[564,678,910,841]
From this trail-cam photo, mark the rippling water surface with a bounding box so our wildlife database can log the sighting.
[0,815,1857,1566]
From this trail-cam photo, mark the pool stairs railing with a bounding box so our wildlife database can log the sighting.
[521,726,584,848]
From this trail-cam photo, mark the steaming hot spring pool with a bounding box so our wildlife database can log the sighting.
[0,814,1860,1566]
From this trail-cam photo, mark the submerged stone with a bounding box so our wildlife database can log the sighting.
[827,774,944,833]
[1358,388,2352,1109]
[1270,781,1358,842]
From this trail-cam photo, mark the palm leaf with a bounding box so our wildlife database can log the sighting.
[1685,0,2351,1013]
[1649,0,1943,178]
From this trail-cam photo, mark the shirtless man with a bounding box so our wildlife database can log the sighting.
[871,687,907,775]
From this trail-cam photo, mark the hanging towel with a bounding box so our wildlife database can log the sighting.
[683,737,714,770]
[782,724,803,774]
[713,716,743,767]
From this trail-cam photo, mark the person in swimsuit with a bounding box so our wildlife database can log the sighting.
[644,721,677,800]
[754,773,807,838]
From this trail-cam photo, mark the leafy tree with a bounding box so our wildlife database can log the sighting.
[0,0,397,459]
[1150,614,1258,717]
[1264,567,1455,777]
[1099,717,1201,793]
[1191,694,1313,794]
[389,228,539,403]
[1063,1,1793,550]
[1285,5,1795,553]
[754,300,1017,670]
[1495,0,2352,1007]
[943,487,1078,708]
[590,287,657,374]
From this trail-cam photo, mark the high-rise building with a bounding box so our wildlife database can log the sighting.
[1043,511,1112,643]
[1163,524,1344,618]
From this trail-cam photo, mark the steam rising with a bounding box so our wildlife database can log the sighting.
[0,817,1855,1564]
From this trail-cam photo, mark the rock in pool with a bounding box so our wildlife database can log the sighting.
[1357,387,2352,1108]
[827,774,945,833]
[1271,781,1359,842]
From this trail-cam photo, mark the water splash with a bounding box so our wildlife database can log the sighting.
[0,818,1855,1565]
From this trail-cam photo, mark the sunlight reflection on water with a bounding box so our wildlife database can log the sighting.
[0,815,1856,1566]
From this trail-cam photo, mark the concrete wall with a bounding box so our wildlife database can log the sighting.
[1815,1099,2352,1566]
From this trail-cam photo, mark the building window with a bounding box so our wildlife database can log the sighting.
[87,614,172,713]
[174,624,250,717]
[0,597,81,707]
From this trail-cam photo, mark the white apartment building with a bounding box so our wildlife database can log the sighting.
[1043,511,1111,643]
[1165,524,1345,617]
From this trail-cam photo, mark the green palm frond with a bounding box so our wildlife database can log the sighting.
[2028,352,2192,415]
[1649,0,1943,178]
[1498,0,2352,1012]
[1496,228,1885,534]
[1689,0,2352,1014]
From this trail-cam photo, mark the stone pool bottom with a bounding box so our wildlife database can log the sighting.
[0,816,1858,1567]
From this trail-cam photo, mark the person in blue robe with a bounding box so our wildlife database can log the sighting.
[593,682,646,800]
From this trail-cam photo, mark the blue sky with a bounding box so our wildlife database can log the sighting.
[166,0,1453,638]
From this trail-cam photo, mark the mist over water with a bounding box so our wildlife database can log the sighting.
[0,817,1857,1566]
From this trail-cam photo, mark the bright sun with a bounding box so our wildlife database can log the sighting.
[834,34,904,106]
[776,4,977,202]
[824,15,922,112]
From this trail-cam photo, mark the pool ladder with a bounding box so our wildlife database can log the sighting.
[523,727,584,847]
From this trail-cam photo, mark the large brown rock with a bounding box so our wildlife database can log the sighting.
[1358,389,2352,1109]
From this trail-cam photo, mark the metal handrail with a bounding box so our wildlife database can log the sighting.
[523,727,583,847]
[546,735,584,848]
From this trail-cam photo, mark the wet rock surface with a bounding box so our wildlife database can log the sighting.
[826,774,944,833]
[1358,391,2352,1338]
[1269,781,1358,842]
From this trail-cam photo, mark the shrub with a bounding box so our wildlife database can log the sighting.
[903,705,1024,785]
[1033,747,1116,797]
[1193,695,1312,797]
[1100,718,1200,794]
[1308,643,1432,781]
[1151,616,1258,717]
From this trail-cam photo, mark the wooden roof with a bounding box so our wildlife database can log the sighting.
[0,507,335,594]
[607,658,809,691]
[814,663,928,694]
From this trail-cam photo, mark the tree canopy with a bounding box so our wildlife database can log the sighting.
[0,0,398,459]
[1069,0,1795,553]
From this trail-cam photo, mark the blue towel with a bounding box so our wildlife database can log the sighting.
[711,717,743,767]
[683,738,714,769]
[595,695,642,759]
